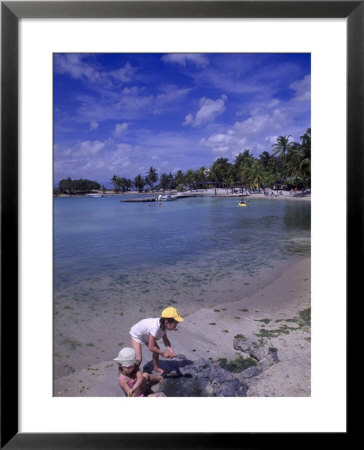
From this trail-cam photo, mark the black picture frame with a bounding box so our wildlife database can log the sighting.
[1,1,356,448]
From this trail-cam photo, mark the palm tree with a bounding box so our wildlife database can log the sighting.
[104,128,310,196]
[195,166,207,190]
[210,158,230,194]
[124,178,133,192]
[209,167,219,195]
[238,155,254,187]
[111,174,121,192]
[245,160,275,190]
[174,170,185,191]
[146,166,158,192]
[234,150,254,169]
[184,169,195,192]
[299,128,311,184]
[259,151,272,169]
[118,177,132,192]
[226,175,235,193]
[300,128,311,154]
[159,173,170,192]
[168,172,175,190]
[233,151,254,188]
[284,128,311,189]
[134,174,145,192]
[272,135,295,159]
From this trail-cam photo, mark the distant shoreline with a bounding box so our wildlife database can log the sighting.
[55,188,311,201]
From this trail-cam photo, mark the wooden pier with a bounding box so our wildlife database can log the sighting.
[121,198,156,202]
[120,193,203,202]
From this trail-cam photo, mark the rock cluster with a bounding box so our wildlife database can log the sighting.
[143,337,279,397]
[233,335,279,374]
[160,355,249,397]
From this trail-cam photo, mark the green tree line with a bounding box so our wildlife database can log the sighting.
[56,177,101,194]
[55,130,310,195]
[110,129,311,193]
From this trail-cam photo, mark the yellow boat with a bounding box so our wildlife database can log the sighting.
[238,201,247,207]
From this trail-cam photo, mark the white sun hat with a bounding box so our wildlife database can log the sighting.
[113,347,137,366]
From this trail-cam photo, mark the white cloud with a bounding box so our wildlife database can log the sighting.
[232,106,295,137]
[55,140,136,182]
[89,121,99,131]
[54,54,134,87]
[269,99,280,108]
[156,86,192,103]
[266,135,279,145]
[200,131,247,155]
[182,113,194,126]
[109,63,134,83]
[199,98,307,159]
[54,54,100,82]
[70,140,107,157]
[110,144,133,170]
[114,122,129,137]
[122,86,142,95]
[183,95,227,127]
[290,74,311,102]
[162,54,209,67]
[54,54,311,184]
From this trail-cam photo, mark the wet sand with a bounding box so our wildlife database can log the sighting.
[54,256,310,397]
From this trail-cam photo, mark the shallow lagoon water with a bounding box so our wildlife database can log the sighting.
[53,195,310,378]
[54,195,310,283]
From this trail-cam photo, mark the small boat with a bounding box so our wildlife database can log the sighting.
[238,200,247,207]
[87,193,103,198]
[157,194,177,201]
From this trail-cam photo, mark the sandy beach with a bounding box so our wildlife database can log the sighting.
[54,255,310,397]
[176,187,311,201]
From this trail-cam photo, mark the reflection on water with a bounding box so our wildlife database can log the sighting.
[283,201,311,231]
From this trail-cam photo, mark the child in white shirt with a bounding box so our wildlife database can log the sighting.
[129,307,184,374]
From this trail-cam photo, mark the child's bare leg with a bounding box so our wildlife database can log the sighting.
[141,373,162,396]
[130,338,142,367]
[149,373,164,383]
[130,377,148,397]
[138,377,148,395]
[143,372,163,384]
[152,344,164,373]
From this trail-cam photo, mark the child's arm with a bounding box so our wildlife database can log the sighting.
[118,377,132,397]
[148,334,171,358]
[162,333,176,357]
[128,370,144,397]
[119,371,144,397]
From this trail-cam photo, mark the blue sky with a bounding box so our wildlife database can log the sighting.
[53,53,310,188]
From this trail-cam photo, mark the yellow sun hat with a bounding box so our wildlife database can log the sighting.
[161,307,184,322]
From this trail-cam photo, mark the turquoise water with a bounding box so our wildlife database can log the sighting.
[54,195,310,288]
[53,195,310,379]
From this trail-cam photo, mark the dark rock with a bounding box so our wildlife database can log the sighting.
[233,336,252,352]
[248,346,267,361]
[142,343,279,397]
[143,354,193,378]
[158,356,249,397]
[268,347,279,362]
[241,365,262,379]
